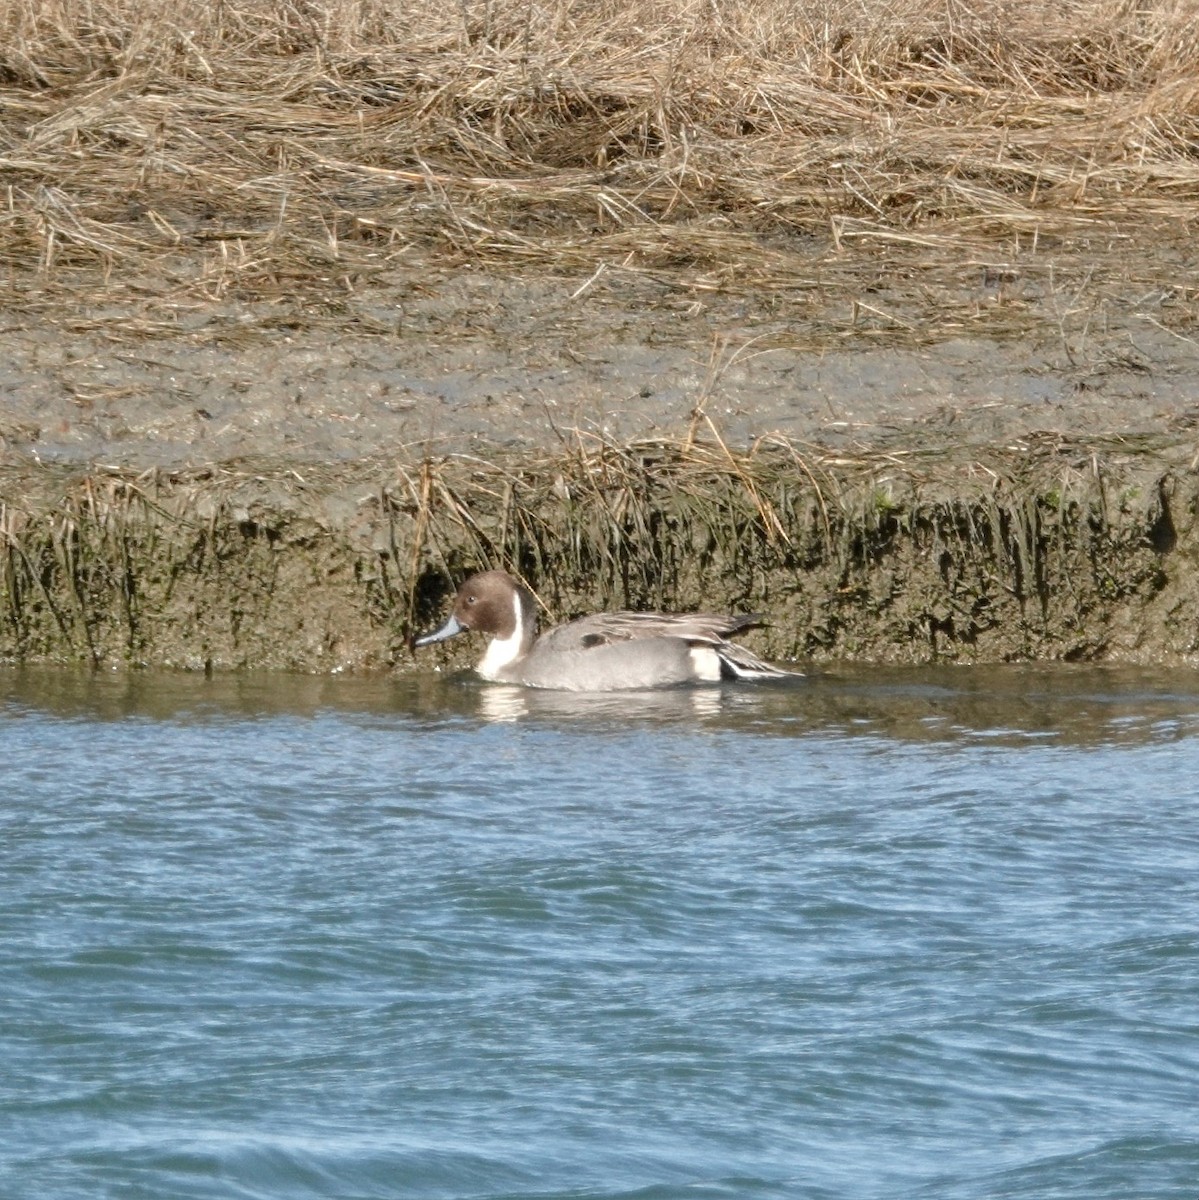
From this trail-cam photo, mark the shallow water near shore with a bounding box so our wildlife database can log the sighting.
[3,664,1198,1200]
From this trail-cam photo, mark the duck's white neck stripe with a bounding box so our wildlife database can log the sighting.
[477,589,527,680]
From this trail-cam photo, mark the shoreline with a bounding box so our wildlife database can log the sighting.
[2,417,1193,673]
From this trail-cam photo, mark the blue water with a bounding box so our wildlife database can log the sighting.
[3,665,1198,1200]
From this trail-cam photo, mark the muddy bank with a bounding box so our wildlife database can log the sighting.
[6,0,1199,672]
[5,260,1199,466]
[4,256,1199,673]
[2,427,1195,672]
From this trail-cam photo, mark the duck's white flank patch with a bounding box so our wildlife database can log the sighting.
[478,589,527,680]
[688,645,723,682]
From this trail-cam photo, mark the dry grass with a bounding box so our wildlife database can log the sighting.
[2,0,1198,310]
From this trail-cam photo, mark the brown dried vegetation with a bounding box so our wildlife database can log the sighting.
[3,0,1199,311]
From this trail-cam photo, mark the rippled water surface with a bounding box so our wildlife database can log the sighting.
[3,665,1199,1200]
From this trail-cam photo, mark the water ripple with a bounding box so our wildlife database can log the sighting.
[3,666,1199,1199]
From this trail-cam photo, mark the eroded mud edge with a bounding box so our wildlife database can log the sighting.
[1,435,1196,673]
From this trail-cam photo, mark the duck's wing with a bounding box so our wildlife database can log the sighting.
[538,610,765,651]
[711,641,795,680]
[538,610,799,680]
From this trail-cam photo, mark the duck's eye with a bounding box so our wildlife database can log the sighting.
[466,594,477,605]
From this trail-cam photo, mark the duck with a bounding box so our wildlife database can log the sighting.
[414,569,796,691]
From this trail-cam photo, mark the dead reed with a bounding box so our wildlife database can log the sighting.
[3,0,1198,314]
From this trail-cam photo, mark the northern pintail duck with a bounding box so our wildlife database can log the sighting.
[415,570,794,691]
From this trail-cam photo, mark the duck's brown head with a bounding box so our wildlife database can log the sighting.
[414,570,536,647]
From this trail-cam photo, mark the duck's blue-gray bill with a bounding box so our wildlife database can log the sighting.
[414,614,465,647]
